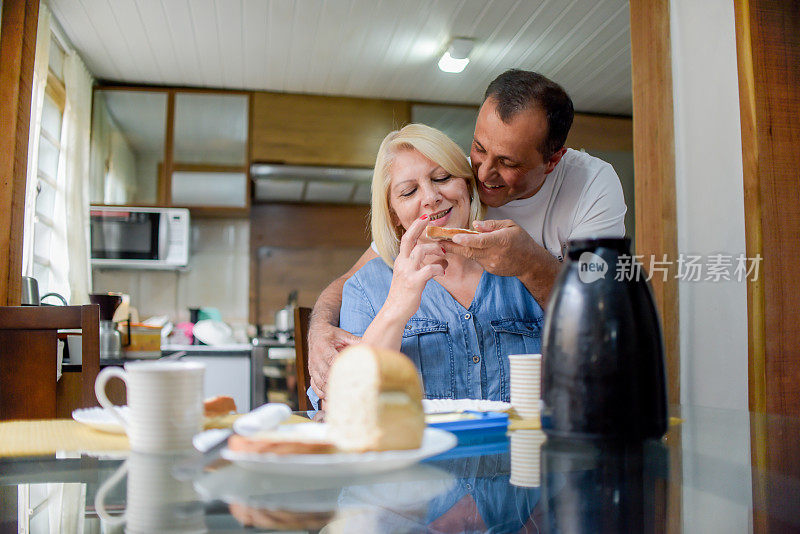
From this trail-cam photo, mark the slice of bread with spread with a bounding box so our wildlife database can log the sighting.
[227,430,337,455]
[425,226,480,241]
[326,345,425,452]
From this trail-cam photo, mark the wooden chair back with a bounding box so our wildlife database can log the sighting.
[0,305,100,420]
[293,306,313,410]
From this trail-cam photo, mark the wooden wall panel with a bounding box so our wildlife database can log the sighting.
[735,0,800,418]
[1,305,100,419]
[249,203,371,324]
[567,114,632,152]
[735,2,800,532]
[629,0,679,404]
[0,0,39,306]
[249,203,371,249]
[253,246,367,325]
[251,92,411,167]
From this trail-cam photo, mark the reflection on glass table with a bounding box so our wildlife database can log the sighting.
[1,405,798,533]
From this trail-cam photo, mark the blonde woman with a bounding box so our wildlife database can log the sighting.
[309,124,544,407]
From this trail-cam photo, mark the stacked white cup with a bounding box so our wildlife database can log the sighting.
[508,354,542,420]
[509,429,547,487]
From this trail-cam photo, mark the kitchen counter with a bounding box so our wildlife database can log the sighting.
[66,344,266,410]
[62,344,255,371]
[162,343,253,353]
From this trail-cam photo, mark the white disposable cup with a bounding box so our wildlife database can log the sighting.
[95,452,206,533]
[95,361,205,453]
[509,390,541,399]
[509,430,547,487]
[508,354,542,419]
[510,373,540,380]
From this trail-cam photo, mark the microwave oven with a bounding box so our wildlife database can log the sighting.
[90,206,190,269]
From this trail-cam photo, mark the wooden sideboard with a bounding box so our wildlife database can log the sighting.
[0,305,100,420]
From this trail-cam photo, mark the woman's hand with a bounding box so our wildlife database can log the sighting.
[360,215,447,352]
[386,215,448,320]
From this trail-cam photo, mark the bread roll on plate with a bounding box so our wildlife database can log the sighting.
[425,226,479,241]
[326,345,425,452]
[204,395,237,417]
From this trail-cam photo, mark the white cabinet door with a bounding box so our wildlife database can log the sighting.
[182,356,250,413]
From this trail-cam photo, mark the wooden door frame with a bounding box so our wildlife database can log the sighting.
[629,4,680,532]
[629,0,680,404]
[734,2,799,531]
[0,0,40,306]
[733,0,799,418]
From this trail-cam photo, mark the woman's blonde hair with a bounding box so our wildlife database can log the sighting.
[371,123,484,266]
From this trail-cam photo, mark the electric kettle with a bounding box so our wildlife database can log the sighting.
[21,276,68,306]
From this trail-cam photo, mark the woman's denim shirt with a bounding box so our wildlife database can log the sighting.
[324,257,544,405]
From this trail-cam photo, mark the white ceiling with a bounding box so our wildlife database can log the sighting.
[49,0,632,116]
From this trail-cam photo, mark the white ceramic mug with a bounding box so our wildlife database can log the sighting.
[95,361,205,453]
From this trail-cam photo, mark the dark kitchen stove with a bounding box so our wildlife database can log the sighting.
[252,330,298,408]
[253,329,294,347]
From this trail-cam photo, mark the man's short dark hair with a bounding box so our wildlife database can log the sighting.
[484,69,574,158]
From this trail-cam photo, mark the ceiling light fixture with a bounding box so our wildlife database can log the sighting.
[438,38,474,74]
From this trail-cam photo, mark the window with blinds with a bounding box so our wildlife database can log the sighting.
[31,34,67,294]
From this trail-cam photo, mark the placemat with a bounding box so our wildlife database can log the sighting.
[508,416,542,431]
[0,413,313,458]
[0,419,129,457]
[507,415,683,433]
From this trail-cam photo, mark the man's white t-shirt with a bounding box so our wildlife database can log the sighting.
[486,148,626,262]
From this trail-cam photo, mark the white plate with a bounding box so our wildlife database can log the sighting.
[221,423,457,477]
[421,398,512,414]
[72,406,129,434]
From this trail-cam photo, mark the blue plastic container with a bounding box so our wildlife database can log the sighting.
[427,411,509,446]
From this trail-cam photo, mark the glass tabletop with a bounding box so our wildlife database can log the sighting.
[0,404,798,533]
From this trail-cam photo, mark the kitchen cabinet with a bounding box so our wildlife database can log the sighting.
[90,89,168,206]
[170,92,250,212]
[251,92,410,167]
[89,87,251,215]
[173,93,248,166]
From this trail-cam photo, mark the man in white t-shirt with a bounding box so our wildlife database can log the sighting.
[306,69,626,402]
[482,149,625,261]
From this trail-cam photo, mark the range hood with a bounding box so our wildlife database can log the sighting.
[251,163,373,205]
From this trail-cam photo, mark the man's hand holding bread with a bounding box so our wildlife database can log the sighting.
[443,219,560,306]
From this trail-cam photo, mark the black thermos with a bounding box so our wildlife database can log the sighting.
[541,237,667,441]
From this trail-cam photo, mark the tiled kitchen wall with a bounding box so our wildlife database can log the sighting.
[92,218,249,330]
